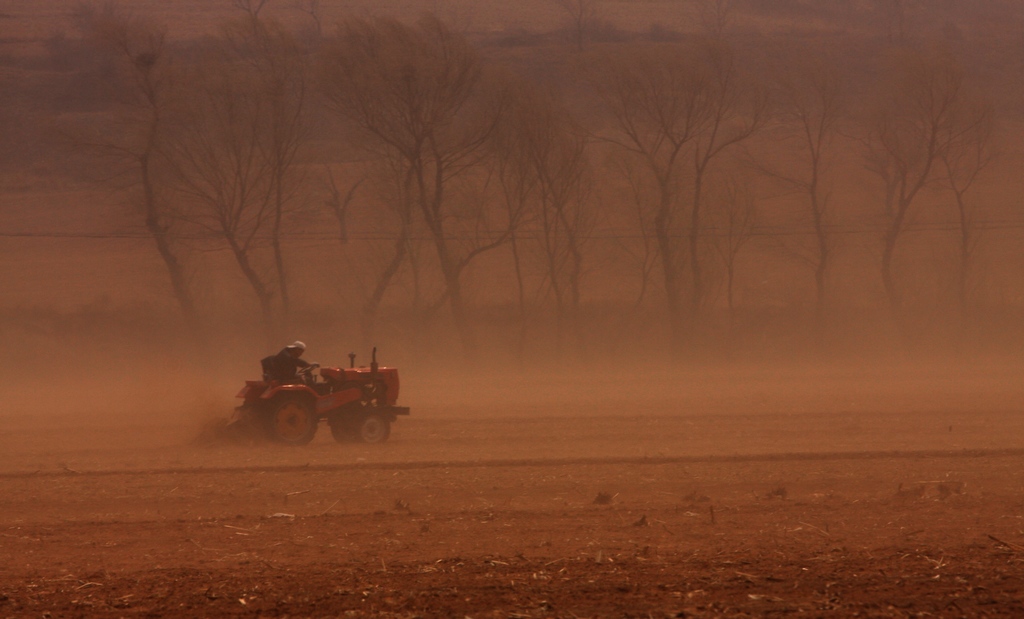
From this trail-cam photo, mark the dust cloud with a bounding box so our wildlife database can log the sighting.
[0,2,1022,477]
[1,0,1023,447]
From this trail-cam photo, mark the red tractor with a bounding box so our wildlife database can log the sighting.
[231,348,409,445]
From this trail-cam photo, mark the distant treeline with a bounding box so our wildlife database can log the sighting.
[3,0,1024,362]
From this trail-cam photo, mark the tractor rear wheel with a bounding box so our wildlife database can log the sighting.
[265,397,319,445]
[356,413,391,444]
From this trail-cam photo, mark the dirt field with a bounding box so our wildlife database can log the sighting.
[5,0,1024,614]
[4,366,1024,618]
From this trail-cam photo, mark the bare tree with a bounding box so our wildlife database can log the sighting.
[590,45,709,351]
[710,178,756,338]
[325,156,435,350]
[320,15,511,357]
[359,160,416,347]
[232,0,268,19]
[293,0,323,39]
[863,48,964,316]
[553,0,600,52]
[687,41,767,323]
[76,6,202,338]
[507,84,593,355]
[939,101,993,323]
[613,156,660,313]
[324,167,362,245]
[165,58,279,338]
[492,86,540,362]
[224,8,311,320]
[696,0,735,40]
[760,49,844,329]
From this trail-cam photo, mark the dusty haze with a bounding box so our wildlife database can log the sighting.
[3,1,1024,617]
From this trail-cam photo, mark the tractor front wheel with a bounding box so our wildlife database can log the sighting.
[265,398,319,445]
[356,413,391,444]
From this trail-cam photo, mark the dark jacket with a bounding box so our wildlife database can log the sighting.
[261,348,311,383]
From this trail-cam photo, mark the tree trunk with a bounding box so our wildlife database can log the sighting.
[726,259,736,355]
[953,189,972,327]
[653,183,683,353]
[272,177,290,320]
[509,233,528,366]
[140,153,202,340]
[810,191,829,345]
[881,197,911,318]
[880,229,900,316]
[417,147,477,359]
[226,235,277,341]
[441,258,477,358]
[688,165,707,324]
[567,238,584,356]
[360,232,408,349]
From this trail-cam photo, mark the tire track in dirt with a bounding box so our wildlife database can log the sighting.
[3,446,1023,479]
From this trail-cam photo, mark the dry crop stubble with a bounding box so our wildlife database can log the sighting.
[2,437,1024,616]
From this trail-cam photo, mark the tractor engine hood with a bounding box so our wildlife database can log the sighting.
[321,366,401,404]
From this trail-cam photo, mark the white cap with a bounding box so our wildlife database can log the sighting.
[286,340,306,351]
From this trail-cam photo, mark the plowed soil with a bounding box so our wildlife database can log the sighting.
[3,403,1024,618]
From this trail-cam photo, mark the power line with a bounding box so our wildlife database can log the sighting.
[5,220,1024,241]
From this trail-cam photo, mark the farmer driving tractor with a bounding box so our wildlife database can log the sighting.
[261,341,318,384]
[219,343,409,445]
